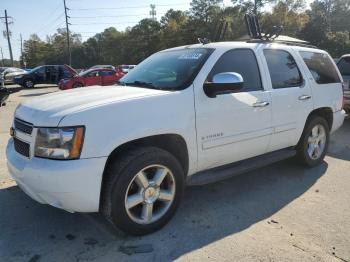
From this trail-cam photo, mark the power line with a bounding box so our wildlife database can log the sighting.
[70,21,141,25]
[69,2,189,11]
[32,1,63,33]
[70,13,162,19]
[35,12,65,36]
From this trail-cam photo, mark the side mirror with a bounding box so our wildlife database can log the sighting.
[203,72,244,98]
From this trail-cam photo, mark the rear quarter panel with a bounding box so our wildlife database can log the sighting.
[295,48,343,113]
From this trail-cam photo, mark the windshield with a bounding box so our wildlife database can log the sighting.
[30,66,44,73]
[79,69,97,76]
[119,48,213,90]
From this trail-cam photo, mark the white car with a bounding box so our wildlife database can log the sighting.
[6,41,345,235]
[1,67,27,84]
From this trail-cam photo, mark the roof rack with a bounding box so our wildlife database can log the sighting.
[244,14,317,49]
[247,39,318,49]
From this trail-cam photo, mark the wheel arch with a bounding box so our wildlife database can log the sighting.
[99,134,189,212]
[103,134,189,176]
[306,107,333,130]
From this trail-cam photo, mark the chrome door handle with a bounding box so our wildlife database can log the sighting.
[299,95,311,100]
[253,101,270,107]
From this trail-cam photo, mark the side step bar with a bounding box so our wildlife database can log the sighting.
[187,148,296,186]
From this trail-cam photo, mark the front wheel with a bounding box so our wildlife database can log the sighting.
[23,79,34,88]
[296,116,330,167]
[101,147,184,235]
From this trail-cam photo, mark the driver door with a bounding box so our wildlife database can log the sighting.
[194,48,273,171]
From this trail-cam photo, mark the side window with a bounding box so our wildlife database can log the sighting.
[264,49,303,89]
[87,71,99,77]
[299,51,341,84]
[337,57,350,76]
[207,49,262,92]
[100,70,114,76]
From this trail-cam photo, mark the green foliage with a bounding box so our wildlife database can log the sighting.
[21,0,350,68]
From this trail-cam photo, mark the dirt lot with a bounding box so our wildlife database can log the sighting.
[0,85,350,262]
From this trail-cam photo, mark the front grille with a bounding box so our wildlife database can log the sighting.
[13,137,30,158]
[14,118,33,135]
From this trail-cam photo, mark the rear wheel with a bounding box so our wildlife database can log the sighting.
[296,116,329,167]
[23,79,34,88]
[101,147,184,235]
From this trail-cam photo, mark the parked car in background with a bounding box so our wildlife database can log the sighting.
[336,55,350,113]
[13,65,77,88]
[0,67,9,74]
[115,64,136,79]
[0,67,27,84]
[89,65,115,70]
[58,68,119,90]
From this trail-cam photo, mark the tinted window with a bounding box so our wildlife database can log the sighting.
[100,70,114,76]
[34,66,45,74]
[264,50,303,89]
[207,49,262,91]
[300,51,341,84]
[85,70,99,77]
[337,57,350,76]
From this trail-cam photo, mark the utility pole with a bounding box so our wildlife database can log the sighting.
[150,4,156,21]
[20,33,24,68]
[0,47,4,66]
[63,0,71,65]
[0,10,14,66]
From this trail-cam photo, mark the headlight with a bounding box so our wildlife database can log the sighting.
[34,126,85,160]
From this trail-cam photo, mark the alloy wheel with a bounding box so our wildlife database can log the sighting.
[124,165,176,225]
[307,124,327,160]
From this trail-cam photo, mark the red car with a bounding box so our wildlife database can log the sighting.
[58,68,121,90]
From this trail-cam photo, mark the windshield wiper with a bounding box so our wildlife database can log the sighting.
[124,80,159,90]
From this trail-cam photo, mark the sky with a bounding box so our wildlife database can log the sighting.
[0,0,310,61]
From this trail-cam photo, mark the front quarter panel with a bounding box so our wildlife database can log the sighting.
[59,87,198,174]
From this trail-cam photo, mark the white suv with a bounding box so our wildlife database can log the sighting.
[6,41,345,235]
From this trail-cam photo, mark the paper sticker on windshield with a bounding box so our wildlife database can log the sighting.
[178,53,203,60]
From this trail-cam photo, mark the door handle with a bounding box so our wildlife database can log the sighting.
[253,101,270,107]
[299,95,311,101]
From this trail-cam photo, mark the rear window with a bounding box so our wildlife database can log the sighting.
[337,57,350,76]
[299,51,340,84]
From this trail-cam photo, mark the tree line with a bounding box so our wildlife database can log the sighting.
[21,0,350,69]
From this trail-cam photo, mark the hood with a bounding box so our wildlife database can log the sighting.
[5,71,26,78]
[15,85,171,126]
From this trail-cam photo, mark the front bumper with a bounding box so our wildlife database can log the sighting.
[6,138,107,212]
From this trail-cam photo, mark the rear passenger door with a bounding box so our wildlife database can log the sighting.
[261,48,313,152]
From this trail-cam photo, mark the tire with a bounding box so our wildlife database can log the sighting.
[101,147,184,236]
[23,79,34,88]
[296,116,330,167]
[73,82,83,88]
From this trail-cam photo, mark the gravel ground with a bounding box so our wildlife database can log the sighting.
[0,85,349,262]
